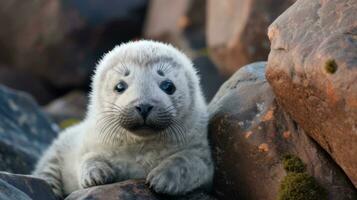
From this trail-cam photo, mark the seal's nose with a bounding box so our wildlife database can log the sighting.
[135,104,153,120]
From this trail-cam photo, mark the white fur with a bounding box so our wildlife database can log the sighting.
[33,40,213,198]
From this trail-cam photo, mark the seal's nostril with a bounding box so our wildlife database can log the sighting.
[135,104,154,120]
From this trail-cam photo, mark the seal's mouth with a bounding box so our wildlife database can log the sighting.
[128,123,166,132]
[125,122,168,136]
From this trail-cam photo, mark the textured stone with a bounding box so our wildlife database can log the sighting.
[266,0,357,187]
[0,85,57,173]
[0,172,56,200]
[65,179,215,200]
[208,62,357,199]
[206,0,296,75]
[0,179,31,200]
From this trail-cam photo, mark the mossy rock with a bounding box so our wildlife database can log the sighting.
[324,59,338,74]
[278,172,327,200]
[282,154,306,173]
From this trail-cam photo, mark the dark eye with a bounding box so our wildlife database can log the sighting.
[114,81,128,93]
[160,80,176,95]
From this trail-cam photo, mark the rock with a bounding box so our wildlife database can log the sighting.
[144,0,190,41]
[266,0,357,187]
[0,172,56,200]
[0,66,56,105]
[0,179,31,200]
[0,0,147,89]
[206,0,296,75]
[65,180,159,200]
[65,179,215,200]
[0,85,58,173]
[208,62,357,199]
[44,90,88,126]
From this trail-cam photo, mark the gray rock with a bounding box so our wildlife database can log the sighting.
[0,85,58,173]
[65,179,216,200]
[0,179,31,200]
[0,172,56,200]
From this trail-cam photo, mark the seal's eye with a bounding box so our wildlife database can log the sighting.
[160,80,176,95]
[114,81,128,93]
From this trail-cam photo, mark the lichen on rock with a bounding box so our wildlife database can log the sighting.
[324,59,338,74]
[282,154,306,173]
[278,155,327,200]
[278,172,327,200]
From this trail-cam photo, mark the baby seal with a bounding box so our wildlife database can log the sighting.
[33,40,213,198]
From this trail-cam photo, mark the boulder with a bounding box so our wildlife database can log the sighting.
[266,0,357,187]
[208,62,357,199]
[65,179,215,200]
[0,179,31,200]
[0,0,147,89]
[206,0,296,75]
[0,172,56,200]
[0,85,58,173]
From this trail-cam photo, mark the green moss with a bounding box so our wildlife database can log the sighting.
[282,154,306,173]
[278,172,327,200]
[324,59,338,74]
[59,118,80,129]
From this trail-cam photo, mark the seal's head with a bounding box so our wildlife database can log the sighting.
[88,40,206,142]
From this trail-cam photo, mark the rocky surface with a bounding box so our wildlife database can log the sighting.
[0,0,147,93]
[0,172,56,200]
[0,85,57,173]
[66,180,159,200]
[0,179,31,200]
[66,179,215,200]
[206,0,296,75]
[208,62,357,199]
[266,0,357,187]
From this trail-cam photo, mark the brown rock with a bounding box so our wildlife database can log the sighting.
[206,0,296,75]
[65,179,215,200]
[0,172,57,200]
[266,0,357,187]
[144,0,190,41]
[0,0,147,88]
[208,62,357,199]
[143,0,194,55]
